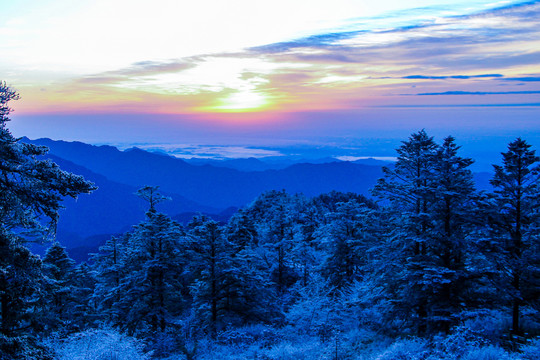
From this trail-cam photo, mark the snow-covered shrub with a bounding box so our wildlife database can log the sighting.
[259,339,333,360]
[458,310,510,345]
[341,328,392,356]
[518,337,540,360]
[373,338,430,360]
[53,328,150,360]
[520,306,540,335]
[217,324,282,348]
[145,330,191,359]
[427,327,487,359]
[194,335,335,360]
[462,345,512,360]
[284,275,337,336]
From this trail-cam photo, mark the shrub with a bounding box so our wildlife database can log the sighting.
[458,309,510,345]
[260,339,333,360]
[217,324,282,348]
[374,338,429,360]
[53,328,151,360]
[462,345,512,360]
[518,337,540,360]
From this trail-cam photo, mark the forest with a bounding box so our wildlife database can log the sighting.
[2,82,540,360]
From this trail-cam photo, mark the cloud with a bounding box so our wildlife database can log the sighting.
[249,31,363,53]
[79,59,199,85]
[46,1,540,115]
[126,144,285,159]
[413,90,540,95]
[503,77,540,82]
[403,74,504,80]
[122,61,198,76]
[375,103,540,107]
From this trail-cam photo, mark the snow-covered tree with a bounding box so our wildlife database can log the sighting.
[489,138,540,334]
[290,200,323,288]
[0,82,95,357]
[373,131,481,335]
[70,262,97,329]
[186,215,229,338]
[372,130,439,335]
[423,136,480,333]
[91,187,184,337]
[315,199,377,290]
[247,191,300,297]
[41,242,76,332]
[91,236,124,325]
[222,210,276,325]
[117,210,184,336]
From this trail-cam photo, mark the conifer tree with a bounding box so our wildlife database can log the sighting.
[247,191,299,297]
[118,211,184,335]
[373,131,479,334]
[316,199,376,289]
[92,236,124,325]
[0,82,95,357]
[186,215,228,338]
[372,130,438,335]
[490,138,540,334]
[290,201,323,288]
[424,136,479,333]
[70,262,97,329]
[92,187,183,336]
[223,210,276,325]
[41,242,76,332]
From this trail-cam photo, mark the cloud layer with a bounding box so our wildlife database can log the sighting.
[15,0,533,116]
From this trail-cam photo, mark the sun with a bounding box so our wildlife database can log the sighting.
[209,90,270,113]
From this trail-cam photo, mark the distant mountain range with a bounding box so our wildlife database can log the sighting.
[24,138,386,209]
[182,156,391,172]
[22,137,491,261]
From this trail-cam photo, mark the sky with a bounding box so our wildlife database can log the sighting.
[1,0,539,168]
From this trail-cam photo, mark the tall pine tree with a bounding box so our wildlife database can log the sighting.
[490,138,540,335]
[0,82,95,358]
[373,131,479,335]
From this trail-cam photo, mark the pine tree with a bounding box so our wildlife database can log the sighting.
[70,262,97,329]
[0,233,43,335]
[490,138,540,335]
[223,210,276,325]
[246,191,300,297]
[91,236,124,325]
[118,211,184,335]
[185,215,228,338]
[290,200,323,288]
[316,199,376,290]
[92,187,184,337]
[0,82,95,357]
[372,131,480,335]
[41,242,76,332]
[372,130,438,335]
[424,136,479,333]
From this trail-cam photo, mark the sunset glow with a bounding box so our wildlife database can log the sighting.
[1,0,539,164]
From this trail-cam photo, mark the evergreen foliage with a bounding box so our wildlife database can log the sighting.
[41,242,76,333]
[489,138,540,334]
[0,82,95,358]
[371,131,484,335]
[94,207,184,336]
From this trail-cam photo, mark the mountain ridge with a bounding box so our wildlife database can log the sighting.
[24,137,385,209]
